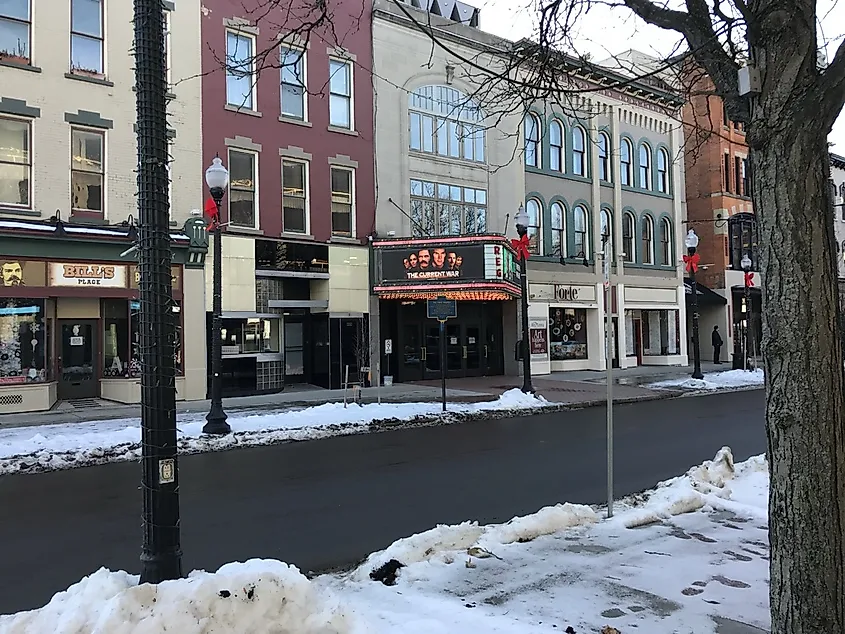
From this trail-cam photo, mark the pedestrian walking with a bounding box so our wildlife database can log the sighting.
[712,325,723,364]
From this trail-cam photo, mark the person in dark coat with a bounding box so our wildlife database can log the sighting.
[712,325,723,364]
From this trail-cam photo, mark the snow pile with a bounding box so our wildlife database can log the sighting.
[0,389,549,476]
[0,560,361,634]
[650,368,764,391]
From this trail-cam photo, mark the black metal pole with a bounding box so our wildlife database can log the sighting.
[744,280,751,371]
[203,193,231,435]
[440,319,446,411]
[688,245,704,380]
[135,0,182,584]
[517,226,534,393]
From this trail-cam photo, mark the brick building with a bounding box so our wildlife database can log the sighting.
[200,0,375,393]
[0,0,208,413]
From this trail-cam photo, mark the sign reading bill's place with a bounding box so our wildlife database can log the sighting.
[50,263,126,287]
[372,235,521,301]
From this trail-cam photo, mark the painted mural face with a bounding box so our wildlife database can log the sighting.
[1,261,23,286]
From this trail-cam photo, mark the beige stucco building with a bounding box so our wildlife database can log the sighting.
[0,0,207,412]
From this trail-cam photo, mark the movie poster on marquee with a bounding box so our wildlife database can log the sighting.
[379,244,486,283]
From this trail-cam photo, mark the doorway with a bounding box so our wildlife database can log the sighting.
[57,319,99,400]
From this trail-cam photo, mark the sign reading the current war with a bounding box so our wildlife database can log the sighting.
[49,262,127,288]
[380,244,485,282]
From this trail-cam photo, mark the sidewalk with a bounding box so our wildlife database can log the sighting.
[0,363,727,430]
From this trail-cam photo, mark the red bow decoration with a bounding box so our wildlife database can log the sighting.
[744,271,755,287]
[683,253,700,273]
[511,234,531,261]
[204,197,219,231]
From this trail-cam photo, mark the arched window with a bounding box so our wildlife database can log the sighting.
[598,132,611,182]
[622,211,636,262]
[409,85,485,162]
[657,148,670,193]
[600,208,613,257]
[572,126,587,176]
[641,215,654,264]
[620,138,633,186]
[841,240,845,262]
[524,114,540,168]
[549,120,564,172]
[573,205,590,259]
[660,217,672,265]
[639,143,652,190]
[551,202,565,256]
[840,182,845,199]
[526,199,542,254]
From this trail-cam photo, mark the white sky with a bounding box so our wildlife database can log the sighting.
[476,0,845,153]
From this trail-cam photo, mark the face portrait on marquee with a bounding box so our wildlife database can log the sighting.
[1,261,24,286]
[417,249,431,269]
[432,248,447,269]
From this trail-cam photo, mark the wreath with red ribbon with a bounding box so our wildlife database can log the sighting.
[683,253,700,273]
[204,197,220,232]
[744,271,755,287]
[511,234,531,261]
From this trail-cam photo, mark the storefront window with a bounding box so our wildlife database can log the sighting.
[243,318,281,353]
[127,300,183,377]
[642,309,680,356]
[0,299,47,383]
[548,307,588,361]
[103,299,129,377]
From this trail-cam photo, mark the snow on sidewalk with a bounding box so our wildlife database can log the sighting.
[649,368,764,391]
[0,389,547,476]
[0,448,771,634]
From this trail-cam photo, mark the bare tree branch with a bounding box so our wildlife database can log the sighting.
[821,37,845,129]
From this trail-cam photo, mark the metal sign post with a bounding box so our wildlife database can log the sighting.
[602,234,614,518]
[427,296,457,412]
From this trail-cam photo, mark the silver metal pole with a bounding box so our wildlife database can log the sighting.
[603,234,614,518]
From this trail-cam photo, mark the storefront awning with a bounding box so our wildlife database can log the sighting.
[684,278,727,306]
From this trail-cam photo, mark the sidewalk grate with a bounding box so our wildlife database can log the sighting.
[66,399,102,409]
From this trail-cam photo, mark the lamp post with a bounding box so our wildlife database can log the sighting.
[202,156,232,435]
[514,204,534,393]
[741,253,753,371]
[685,229,704,380]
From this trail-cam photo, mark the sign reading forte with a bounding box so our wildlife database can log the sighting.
[49,263,127,287]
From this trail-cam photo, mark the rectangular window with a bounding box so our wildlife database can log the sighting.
[329,59,352,129]
[102,299,129,377]
[722,101,729,128]
[735,156,743,196]
[163,9,172,92]
[0,117,31,207]
[281,159,307,233]
[742,158,751,198]
[409,112,422,150]
[70,128,104,213]
[280,47,306,120]
[410,179,485,237]
[70,0,104,75]
[723,153,731,192]
[226,31,255,109]
[129,300,182,376]
[243,317,281,353]
[228,149,257,227]
[0,0,30,62]
[331,167,354,237]
[549,307,588,361]
[0,298,48,383]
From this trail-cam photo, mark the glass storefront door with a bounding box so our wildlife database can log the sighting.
[58,320,98,400]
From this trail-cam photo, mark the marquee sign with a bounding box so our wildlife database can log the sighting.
[49,263,127,287]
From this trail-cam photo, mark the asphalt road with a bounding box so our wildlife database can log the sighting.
[0,389,765,615]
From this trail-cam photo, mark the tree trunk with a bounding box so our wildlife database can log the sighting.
[754,128,845,632]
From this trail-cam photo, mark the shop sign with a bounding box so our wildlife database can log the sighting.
[555,286,581,301]
[529,318,548,356]
[49,263,127,288]
[130,265,182,291]
[0,259,46,287]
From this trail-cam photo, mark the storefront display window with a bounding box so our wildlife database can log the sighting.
[0,299,48,383]
[102,299,130,377]
[116,300,183,377]
[642,309,680,356]
[220,317,281,355]
[548,307,588,361]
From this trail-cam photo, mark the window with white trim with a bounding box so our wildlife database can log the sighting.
[549,120,564,172]
[526,198,542,255]
[639,143,652,190]
[598,132,611,182]
[0,0,31,62]
[71,127,105,213]
[70,0,104,75]
[408,85,485,163]
[620,138,633,186]
[642,215,654,264]
[0,117,31,207]
[524,114,540,168]
[331,167,354,237]
[329,59,352,129]
[622,211,635,262]
[551,202,565,257]
[659,217,672,265]
[281,159,307,233]
[573,205,589,259]
[228,149,257,228]
[657,148,669,193]
[410,180,486,237]
[225,31,255,109]
[600,208,613,257]
[280,47,306,120]
[572,126,586,176]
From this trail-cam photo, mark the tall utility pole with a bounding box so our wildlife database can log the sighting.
[602,232,613,518]
[134,0,182,583]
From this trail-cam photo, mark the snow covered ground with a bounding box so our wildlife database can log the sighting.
[0,389,547,476]
[0,448,771,634]
[650,368,764,392]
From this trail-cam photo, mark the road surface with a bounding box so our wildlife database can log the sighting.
[0,389,765,615]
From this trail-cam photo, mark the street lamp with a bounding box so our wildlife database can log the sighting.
[514,203,534,393]
[203,156,232,435]
[685,229,704,380]
[741,253,753,371]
